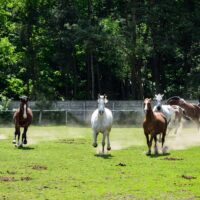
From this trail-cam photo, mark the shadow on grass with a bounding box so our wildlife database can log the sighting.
[148,153,170,158]
[17,146,35,150]
[94,154,114,159]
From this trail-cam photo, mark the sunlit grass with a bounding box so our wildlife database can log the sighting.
[0,126,200,199]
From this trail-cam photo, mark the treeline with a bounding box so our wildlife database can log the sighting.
[0,0,200,100]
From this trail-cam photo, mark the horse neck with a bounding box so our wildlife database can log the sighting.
[179,102,191,111]
[146,106,155,120]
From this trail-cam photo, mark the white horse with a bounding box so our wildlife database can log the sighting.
[153,94,183,135]
[91,94,113,153]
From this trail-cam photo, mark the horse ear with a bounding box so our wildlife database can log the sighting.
[104,94,108,103]
[104,97,108,104]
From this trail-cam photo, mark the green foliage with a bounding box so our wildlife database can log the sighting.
[0,93,11,111]
[0,0,199,99]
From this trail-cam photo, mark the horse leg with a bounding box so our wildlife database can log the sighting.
[92,130,98,148]
[106,131,111,151]
[102,133,106,153]
[154,136,158,155]
[145,133,150,155]
[161,131,167,154]
[13,128,18,144]
[147,134,154,155]
[15,127,20,147]
[196,120,200,133]
[22,127,28,145]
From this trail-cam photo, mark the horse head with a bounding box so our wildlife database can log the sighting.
[97,94,108,115]
[154,94,164,102]
[19,95,29,119]
[144,98,152,113]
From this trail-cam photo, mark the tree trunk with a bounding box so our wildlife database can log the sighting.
[128,0,143,99]
[90,50,95,100]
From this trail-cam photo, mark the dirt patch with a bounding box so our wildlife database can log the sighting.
[104,193,136,200]
[21,176,32,181]
[31,165,47,170]
[6,170,17,175]
[116,163,126,167]
[163,157,183,161]
[0,176,16,182]
[182,175,197,180]
[57,138,86,144]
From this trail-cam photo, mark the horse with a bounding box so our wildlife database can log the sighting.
[167,96,200,132]
[143,98,168,155]
[153,94,185,135]
[198,96,200,107]
[91,94,113,153]
[13,96,33,147]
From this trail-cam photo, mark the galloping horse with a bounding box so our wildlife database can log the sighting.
[91,94,113,153]
[13,96,33,147]
[153,94,185,135]
[143,98,168,155]
[167,96,200,132]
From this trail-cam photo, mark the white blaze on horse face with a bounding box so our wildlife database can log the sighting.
[98,96,105,115]
[144,102,148,113]
[23,104,27,119]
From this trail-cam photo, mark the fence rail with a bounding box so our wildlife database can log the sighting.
[0,100,199,125]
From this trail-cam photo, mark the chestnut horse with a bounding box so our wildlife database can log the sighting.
[167,96,200,132]
[143,98,168,155]
[13,96,33,147]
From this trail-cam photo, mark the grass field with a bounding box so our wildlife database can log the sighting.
[0,126,200,200]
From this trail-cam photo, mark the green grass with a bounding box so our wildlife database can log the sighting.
[0,126,200,200]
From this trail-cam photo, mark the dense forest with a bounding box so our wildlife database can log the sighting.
[0,0,200,101]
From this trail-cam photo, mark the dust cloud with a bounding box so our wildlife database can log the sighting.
[165,126,200,150]
[0,134,7,140]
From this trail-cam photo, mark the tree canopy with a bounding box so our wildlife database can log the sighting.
[0,0,200,100]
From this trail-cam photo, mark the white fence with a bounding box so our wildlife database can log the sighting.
[1,100,198,125]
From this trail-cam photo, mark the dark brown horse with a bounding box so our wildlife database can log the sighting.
[13,96,33,147]
[167,96,200,132]
[143,98,168,155]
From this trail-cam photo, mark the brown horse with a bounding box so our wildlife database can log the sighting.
[167,96,200,132]
[13,96,33,147]
[143,98,168,155]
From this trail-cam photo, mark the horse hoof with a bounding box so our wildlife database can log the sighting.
[146,151,151,156]
[93,143,98,148]
[162,146,168,154]
[23,140,27,145]
[107,147,111,151]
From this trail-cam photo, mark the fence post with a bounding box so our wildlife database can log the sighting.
[39,110,42,125]
[65,110,68,125]
[84,101,86,123]
[65,101,69,125]
[112,102,115,118]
